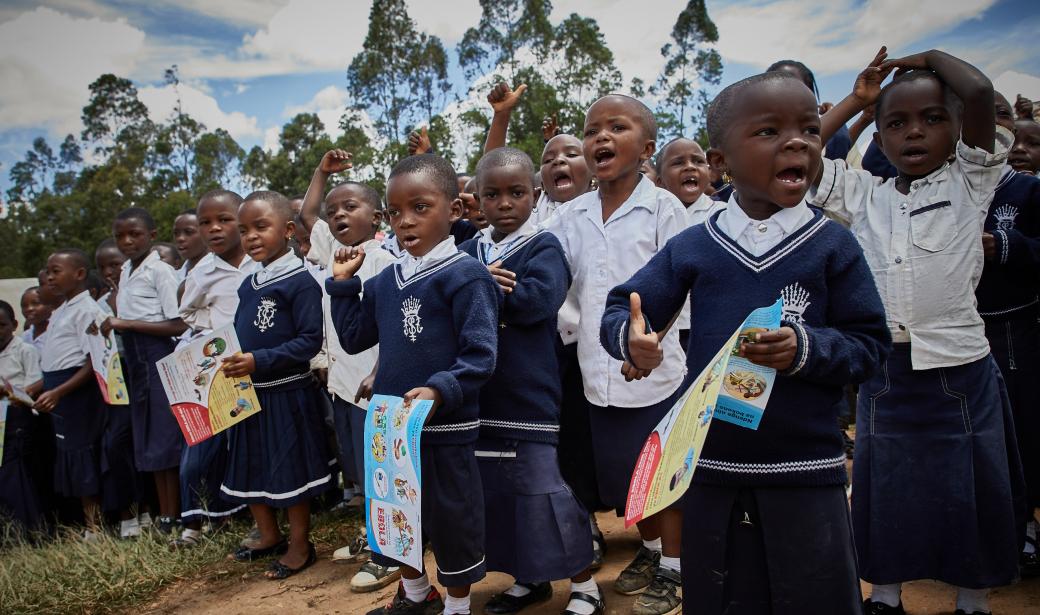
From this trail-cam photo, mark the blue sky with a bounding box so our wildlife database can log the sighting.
[0,0,1038,195]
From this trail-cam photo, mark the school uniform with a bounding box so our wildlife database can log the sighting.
[220,251,333,508]
[460,221,594,582]
[327,237,499,586]
[684,193,726,226]
[601,200,891,614]
[308,221,395,495]
[41,290,107,498]
[176,252,259,523]
[977,167,1040,515]
[93,295,137,513]
[22,325,47,356]
[0,335,43,529]
[813,139,1026,588]
[116,250,183,472]
[545,176,687,513]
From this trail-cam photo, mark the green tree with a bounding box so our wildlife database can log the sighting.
[550,14,622,130]
[413,34,453,124]
[651,0,723,140]
[80,74,152,155]
[192,128,244,194]
[457,0,554,82]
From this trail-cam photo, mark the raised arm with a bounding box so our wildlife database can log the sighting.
[301,149,352,232]
[483,82,527,154]
[820,46,890,148]
[325,246,380,354]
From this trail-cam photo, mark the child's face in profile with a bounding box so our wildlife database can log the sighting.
[710,78,822,214]
[1010,120,1040,175]
[95,246,126,288]
[385,171,461,258]
[326,185,381,247]
[583,96,655,185]
[197,198,242,260]
[657,139,711,206]
[173,213,206,262]
[478,163,535,240]
[875,76,958,179]
[540,135,591,204]
[45,254,85,299]
[20,289,51,328]
[113,217,156,262]
[239,199,293,265]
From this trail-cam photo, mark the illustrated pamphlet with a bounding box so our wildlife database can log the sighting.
[85,322,129,405]
[714,298,782,429]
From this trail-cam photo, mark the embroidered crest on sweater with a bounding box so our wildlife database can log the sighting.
[780,283,810,324]
[254,297,277,332]
[994,204,1018,231]
[401,296,423,342]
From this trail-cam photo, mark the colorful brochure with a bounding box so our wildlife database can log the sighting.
[85,322,129,405]
[714,298,782,429]
[156,325,261,446]
[624,299,782,527]
[364,394,433,570]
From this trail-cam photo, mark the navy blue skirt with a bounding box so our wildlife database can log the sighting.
[44,367,105,498]
[681,484,861,615]
[852,346,1025,588]
[332,397,366,490]
[556,340,604,514]
[122,331,182,471]
[100,403,137,512]
[478,438,592,582]
[0,402,42,530]
[221,379,334,508]
[589,389,682,514]
[180,431,243,522]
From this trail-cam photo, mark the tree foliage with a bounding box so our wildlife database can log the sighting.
[652,0,723,140]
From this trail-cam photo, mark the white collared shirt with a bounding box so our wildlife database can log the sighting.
[716,197,816,257]
[685,193,727,227]
[254,250,302,285]
[115,251,180,322]
[477,218,538,263]
[0,335,42,389]
[530,192,565,227]
[398,237,458,281]
[546,175,687,408]
[41,290,103,371]
[22,326,47,357]
[812,138,1009,369]
[179,252,261,334]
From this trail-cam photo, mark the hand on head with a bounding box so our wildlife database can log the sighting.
[852,46,892,106]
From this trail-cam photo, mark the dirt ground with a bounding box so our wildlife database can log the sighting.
[146,509,1040,615]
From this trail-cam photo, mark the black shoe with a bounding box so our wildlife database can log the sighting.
[863,599,905,615]
[367,584,444,615]
[562,586,605,615]
[1022,537,1040,578]
[485,583,552,614]
[155,516,177,535]
[231,538,289,562]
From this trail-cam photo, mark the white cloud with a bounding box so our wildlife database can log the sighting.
[138,82,262,141]
[993,71,1040,102]
[0,7,145,134]
[156,0,287,27]
[405,0,478,43]
[283,85,351,138]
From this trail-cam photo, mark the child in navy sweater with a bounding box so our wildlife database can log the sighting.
[601,64,892,614]
[219,191,331,579]
[459,147,601,615]
[328,154,499,615]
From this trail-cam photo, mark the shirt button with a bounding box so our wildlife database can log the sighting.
[895,256,903,264]
[756,223,768,233]
[900,203,908,210]
[898,325,906,330]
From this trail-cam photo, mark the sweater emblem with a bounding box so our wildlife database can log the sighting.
[994,204,1018,231]
[401,296,423,342]
[780,283,810,324]
[253,297,277,332]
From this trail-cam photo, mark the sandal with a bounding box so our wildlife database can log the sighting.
[231,538,288,562]
[562,589,605,615]
[265,542,317,580]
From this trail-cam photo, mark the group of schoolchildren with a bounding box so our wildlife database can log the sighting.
[2,43,1040,615]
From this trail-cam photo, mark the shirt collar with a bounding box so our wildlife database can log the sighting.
[687,193,715,213]
[477,217,537,248]
[718,194,812,239]
[122,249,160,275]
[572,174,656,214]
[260,250,301,278]
[399,237,458,273]
[61,289,93,310]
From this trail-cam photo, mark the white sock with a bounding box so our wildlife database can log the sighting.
[642,537,663,552]
[870,583,902,608]
[567,579,600,615]
[120,518,138,531]
[402,575,431,603]
[504,583,531,597]
[955,587,990,614]
[659,555,681,574]
[443,594,471,614]
[181,528,201,540]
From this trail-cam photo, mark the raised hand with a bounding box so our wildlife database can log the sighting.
[542,114,561,141]
[626,292,664,376]
[487,261,516,294]
[738,327,798,370]
[1016,95,1035,120]
[332,245,366,280]
[878,49,932,78]
[488,81,528,115]
[319,149,353,175]
[408,127,432,155]
[852,46,891,106]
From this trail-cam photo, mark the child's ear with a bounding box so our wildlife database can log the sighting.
[871,131,885,157]
[707,148,728,177]
[149,229,157,241]
[641,140,657,163]
[285,219,296,241]
[449,198,463,224]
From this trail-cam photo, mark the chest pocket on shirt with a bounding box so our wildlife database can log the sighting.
[909,197,956,253]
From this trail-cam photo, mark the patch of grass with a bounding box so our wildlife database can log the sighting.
[0,509,363,615]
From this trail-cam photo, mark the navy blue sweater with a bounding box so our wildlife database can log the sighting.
[235,262,324,389]
[326,252,499,445]
[977,169,1040,320]
[460,230,571,443]
[600,208,891,487]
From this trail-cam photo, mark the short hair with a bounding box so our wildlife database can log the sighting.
[114,207,156,230]
[198,189,244,208]
[243,190,294,222]
[874,70,963,128]
[327,181,383,212]
[476,147,536,182]
[653,137,702,175]
[0,300,14,322]
[177,208,197,218]
[766,60,819,99]
[95,237,118,253]
[589,94,658,141]
[51,248,91,271]
[152,242,178,256]
[706,71,804,149]
[388,154,459,201]
[86,270,107,295]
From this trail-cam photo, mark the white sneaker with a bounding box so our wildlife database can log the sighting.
[332,535,371,563]
[138,512,153,529]
[349,561,401,592]
[120,518,141,539]
[82,529,101,543]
